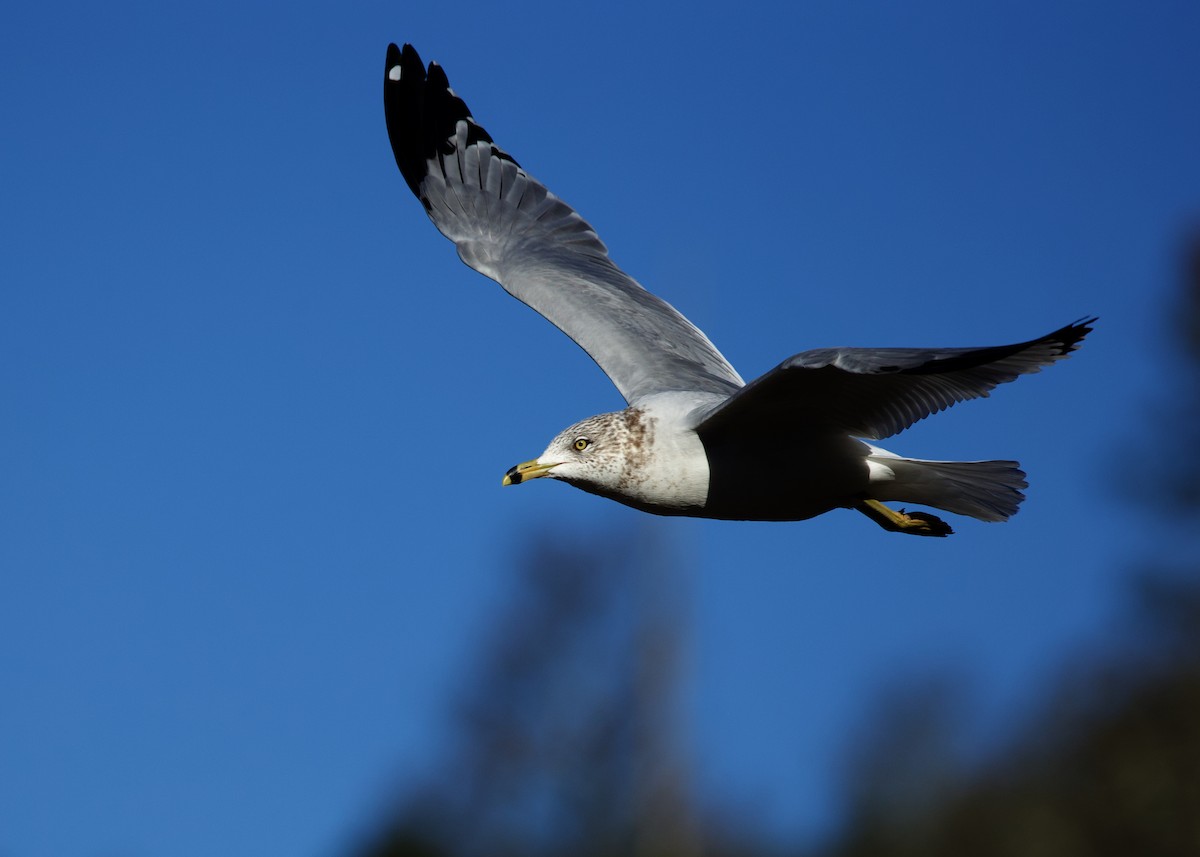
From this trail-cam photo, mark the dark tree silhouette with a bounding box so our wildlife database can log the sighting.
[823,228,1200,857]
[350,527,704,857]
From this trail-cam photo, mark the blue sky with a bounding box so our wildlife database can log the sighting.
[3,1,1198,855]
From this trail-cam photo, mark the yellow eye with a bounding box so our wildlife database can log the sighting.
[573,437,589,451]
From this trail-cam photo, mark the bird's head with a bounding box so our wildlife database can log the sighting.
[502,411,640,494]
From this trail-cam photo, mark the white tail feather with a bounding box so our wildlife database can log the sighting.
[867,450,1028,522]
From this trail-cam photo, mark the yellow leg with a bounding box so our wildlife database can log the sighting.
[855,499,953,537]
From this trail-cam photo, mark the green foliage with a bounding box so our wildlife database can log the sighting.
[829,595,1200,857]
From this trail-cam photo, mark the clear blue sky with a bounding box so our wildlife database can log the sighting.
[3,2,1198,855]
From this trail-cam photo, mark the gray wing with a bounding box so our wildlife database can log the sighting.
[383,43,743,405]
[696,319,1095,440]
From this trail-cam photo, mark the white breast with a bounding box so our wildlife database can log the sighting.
[618,394,711,511]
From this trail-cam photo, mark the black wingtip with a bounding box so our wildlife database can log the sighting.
[383,43,519,202]
[383,43,434,198]
[1052,316,1098,356]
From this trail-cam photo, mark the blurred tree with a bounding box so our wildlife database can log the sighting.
[830,635,1200,856]
[350,526,704,857]
[825,227,1200,857]
[1125,227,1200,521]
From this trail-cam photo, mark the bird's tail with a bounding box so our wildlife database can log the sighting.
[866,450,1028,522]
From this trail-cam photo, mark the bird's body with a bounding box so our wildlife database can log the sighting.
[383,43,1093,536]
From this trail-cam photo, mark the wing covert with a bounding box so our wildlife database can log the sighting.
[696,319,1096,440]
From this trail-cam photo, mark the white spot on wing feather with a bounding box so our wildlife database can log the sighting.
[388,65,402,81]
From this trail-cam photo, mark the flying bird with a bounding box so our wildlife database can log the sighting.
[383,43,1093,537]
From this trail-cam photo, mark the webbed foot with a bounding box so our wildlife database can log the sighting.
[855,499,953,537]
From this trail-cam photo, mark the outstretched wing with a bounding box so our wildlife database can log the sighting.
[696,319,1095,440]
[383,43,743,405]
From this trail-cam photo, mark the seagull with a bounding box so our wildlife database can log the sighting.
[383,43,1093,537]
